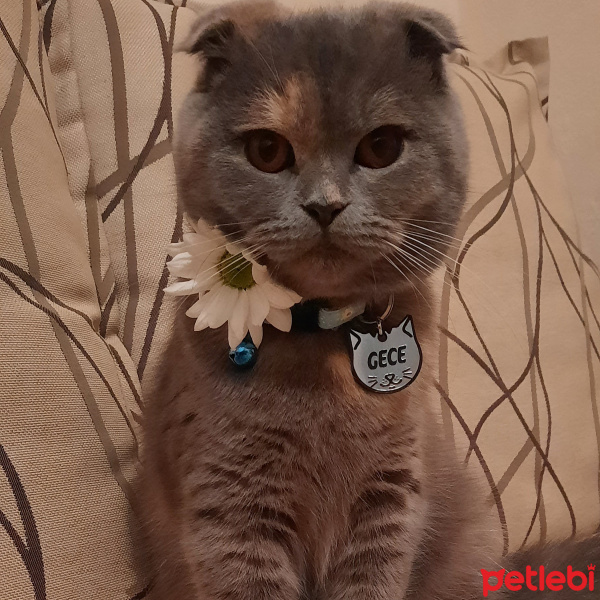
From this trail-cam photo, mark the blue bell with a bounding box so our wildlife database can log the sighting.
[229,335,258,369]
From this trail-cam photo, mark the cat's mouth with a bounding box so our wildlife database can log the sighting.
[262,241,386,301]
[257,231,429,302]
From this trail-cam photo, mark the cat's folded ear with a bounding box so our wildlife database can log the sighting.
[178,7,237,92]
[180,1,285,92]
[405,10,465,57]
[402,8,465,86]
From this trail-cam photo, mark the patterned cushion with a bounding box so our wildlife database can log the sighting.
[0,1,142,599]
[444,43,600,552]
[0,1,598,599]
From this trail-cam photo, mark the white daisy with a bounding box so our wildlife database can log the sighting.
[164,219,301,349]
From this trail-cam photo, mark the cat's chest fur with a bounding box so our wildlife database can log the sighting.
[149,302,434,577]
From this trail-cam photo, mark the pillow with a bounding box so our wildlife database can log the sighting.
[0,1,142,599]
[442,42,600,553]
[42,0,199,399]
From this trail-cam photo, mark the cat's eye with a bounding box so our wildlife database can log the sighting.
[354,126,405,169]
[245,130,295,173]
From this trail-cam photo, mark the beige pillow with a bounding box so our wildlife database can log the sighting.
[1,1,142,599]
[1,1,598,599]
[42,0,199,399]
[443,41,600,553]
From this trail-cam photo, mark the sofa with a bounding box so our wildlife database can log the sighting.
[1,1,599,598]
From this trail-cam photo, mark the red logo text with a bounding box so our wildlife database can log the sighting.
[481,565,595,596]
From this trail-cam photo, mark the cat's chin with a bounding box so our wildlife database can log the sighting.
[267,257,377,303]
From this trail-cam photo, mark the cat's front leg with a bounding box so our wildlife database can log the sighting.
[323,466,425,600]
[177,449,304,600]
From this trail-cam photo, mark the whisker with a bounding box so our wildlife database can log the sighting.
[246,37,285,93]
[184,242,257,285]
[400,230,464,250]
[218,244,265,280]
[381,252,432,310]
[218,220,262,228]
[398,244,443,277]
[369,255,379,299]
[402,236,459,269]
[399,221,466,244]
[168,233,257,261]
[401,218,463,227]
[399,238,525,347]
[167,244,267,314]
[402,238,502,293]
[386,240,434,278]
[403,233,522,290]
[391,244,476,296]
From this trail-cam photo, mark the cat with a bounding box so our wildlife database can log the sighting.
[140,2,599,599]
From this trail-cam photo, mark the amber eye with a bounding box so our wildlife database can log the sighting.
[245,130,295,173]
[354,125,405,169]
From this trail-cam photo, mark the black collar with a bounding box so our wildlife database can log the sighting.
[290,300,326,332]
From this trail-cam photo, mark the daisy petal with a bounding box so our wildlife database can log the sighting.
[167,241,186,257]
[174,251,220,290]
[188,240,220,258]
[195,271,220,291]
[185,297,206,318]
[228,292,250,349]
[193,248,224,282]
[225,242,244,257]
[168,252,221,283]
[163,279,204,296]
[167,253,198,278]
[242,249,258,263]
[248,323,263,347]
[196,283,225,322]
[284,287,302,304]
[248,286,271,326]
[207,287,239,329]
[228,327,245,349]
[167,251,193,264]
[182,232,199,245]
[194,315,209,331]
[266,307,292,332]
[251,262,269,285]
[194,219,216,238]
[261,281,300,309]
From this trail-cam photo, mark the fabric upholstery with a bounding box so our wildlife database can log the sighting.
[458,0,600,271]
[443,45,600,553]
[0,0,598,598]
[1,1,142,599]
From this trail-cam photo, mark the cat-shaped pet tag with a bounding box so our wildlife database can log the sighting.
[348,316,422,393]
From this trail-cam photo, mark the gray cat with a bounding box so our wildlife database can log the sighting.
[140,2,599,599]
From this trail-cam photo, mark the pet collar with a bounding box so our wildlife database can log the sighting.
[165,221,421,391]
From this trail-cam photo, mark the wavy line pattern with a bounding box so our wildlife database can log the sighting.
[439,51,600,552]
[1,0,147,597]
[0,444,46,599]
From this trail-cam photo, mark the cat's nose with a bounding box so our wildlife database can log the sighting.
[301,201,348,228]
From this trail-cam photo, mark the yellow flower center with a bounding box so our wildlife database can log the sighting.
[218,251,256,290]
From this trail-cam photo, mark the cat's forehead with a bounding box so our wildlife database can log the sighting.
[222,13,427,151]
[241,73,322,154]
[239,76,410,155]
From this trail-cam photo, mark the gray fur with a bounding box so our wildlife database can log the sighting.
[174,1,468,302]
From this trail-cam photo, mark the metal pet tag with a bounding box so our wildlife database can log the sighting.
[348,316,422,393]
